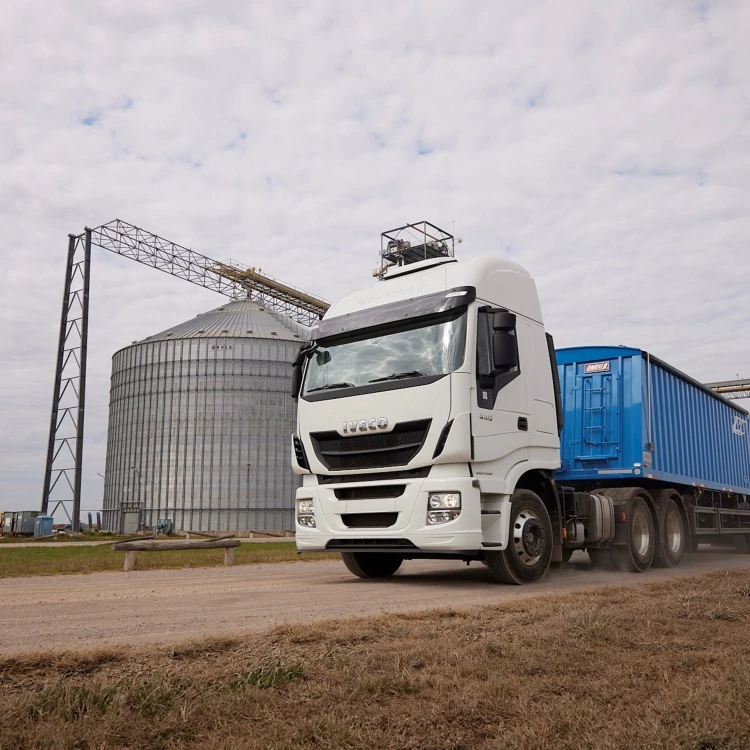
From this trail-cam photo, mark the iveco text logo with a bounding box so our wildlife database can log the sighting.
[342,418,388,433]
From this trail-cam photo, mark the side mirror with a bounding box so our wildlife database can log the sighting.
[493,311,516,331]
[492,331,518,371]
[291,361,303,400]
[291,344,315,400]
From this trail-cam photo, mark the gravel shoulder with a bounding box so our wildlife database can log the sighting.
[1,549,749,655]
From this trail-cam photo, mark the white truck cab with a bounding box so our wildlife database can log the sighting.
[291,238,567,584]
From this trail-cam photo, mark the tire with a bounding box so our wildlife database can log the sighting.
[653,499,685,568]
[612,496,655,573]
[341,552,403,578]
[733,535,750,554]
[588,547,616,570]
[485,490,553,585]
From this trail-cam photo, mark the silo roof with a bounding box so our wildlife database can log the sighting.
[139,298,306,343]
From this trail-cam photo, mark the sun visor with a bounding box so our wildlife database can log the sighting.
[310,286,476,342]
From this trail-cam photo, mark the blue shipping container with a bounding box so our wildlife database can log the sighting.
[554,346,750,494]
[34,515,54,538]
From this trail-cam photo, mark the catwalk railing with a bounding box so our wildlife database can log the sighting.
[705,379,750,401]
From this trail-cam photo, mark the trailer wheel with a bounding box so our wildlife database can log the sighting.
[733,536,750,554]
[612,496,655,573]
[341,552,403,578]
[653,500,685,568]
[485,490,552,585]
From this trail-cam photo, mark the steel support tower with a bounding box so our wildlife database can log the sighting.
[41,231,92,529]
[42,220,329,530]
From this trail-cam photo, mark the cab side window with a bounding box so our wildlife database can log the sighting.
[476,311,493,379]
[475,307,520,409]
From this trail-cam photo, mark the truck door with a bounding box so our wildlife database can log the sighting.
[470,306,530,462]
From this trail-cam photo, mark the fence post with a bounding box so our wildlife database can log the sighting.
[124,550,138,572]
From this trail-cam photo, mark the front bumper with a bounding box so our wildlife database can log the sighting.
[295,474,483,552]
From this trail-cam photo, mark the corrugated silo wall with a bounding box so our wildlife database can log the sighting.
[102,335,300,532]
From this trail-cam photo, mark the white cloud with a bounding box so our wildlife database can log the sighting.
[1,0,748,513]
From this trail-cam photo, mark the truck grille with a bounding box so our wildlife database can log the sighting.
[318,467,430,484]
[310,420,431,471]
[341,513,399,528]
[334,485,405,500]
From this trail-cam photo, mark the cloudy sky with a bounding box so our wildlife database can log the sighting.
[1,0,748,516]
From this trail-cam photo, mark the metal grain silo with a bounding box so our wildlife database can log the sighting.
[102,298,305,533]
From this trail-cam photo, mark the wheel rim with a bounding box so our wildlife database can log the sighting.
[666,511,682,554]
[632,508,651,558]
[513,509,546,566]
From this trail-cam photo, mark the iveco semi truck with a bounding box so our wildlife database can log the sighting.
[291,223,750,584]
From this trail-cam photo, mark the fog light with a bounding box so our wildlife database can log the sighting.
[427,502,461,526]
[297,515,316,528]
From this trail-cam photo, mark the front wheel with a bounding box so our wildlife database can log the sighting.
[485,490,553,585]
[341,552,403,579]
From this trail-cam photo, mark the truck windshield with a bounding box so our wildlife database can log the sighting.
[303,311,467,395]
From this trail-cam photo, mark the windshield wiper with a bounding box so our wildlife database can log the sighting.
[369,371,426,383]
[307,382,355,392]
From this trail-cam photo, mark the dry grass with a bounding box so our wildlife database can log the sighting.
[0,542,337,578]
[1,570,749,749]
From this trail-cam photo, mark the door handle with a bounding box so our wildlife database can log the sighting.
[518,417,528,431]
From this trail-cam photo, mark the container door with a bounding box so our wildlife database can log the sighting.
[122,512,140,535]
[571,366,621,469]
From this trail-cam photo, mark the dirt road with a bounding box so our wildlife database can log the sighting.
[2,550,749,655]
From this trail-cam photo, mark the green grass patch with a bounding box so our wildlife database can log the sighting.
[0,542,337,578]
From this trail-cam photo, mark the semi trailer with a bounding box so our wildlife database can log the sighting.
[291,230,750,583]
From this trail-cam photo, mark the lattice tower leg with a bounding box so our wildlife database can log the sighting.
[41,229,92,531]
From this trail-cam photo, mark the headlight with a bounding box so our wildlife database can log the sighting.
[297,499,316,528]
[426,492,461,525]
[297,500,314,515]
[442,493,460,509]
[427,492,461,510]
